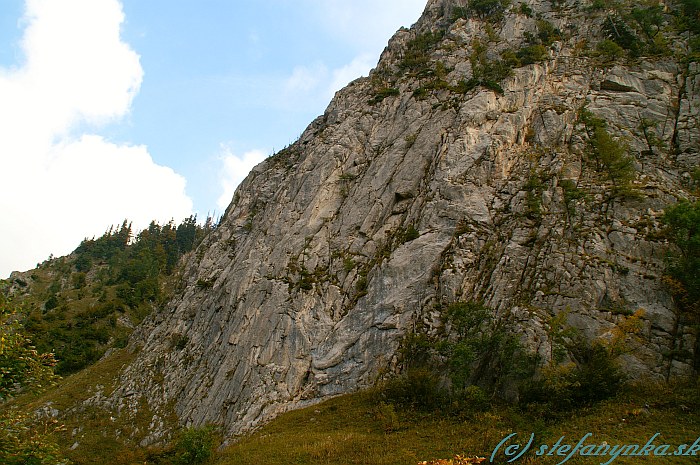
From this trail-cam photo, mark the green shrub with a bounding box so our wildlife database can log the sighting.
[524,172,545,220]
[452,384,490,413]
[452,0,512,22]
[171,333,189,351]
[465,42,514,94]
[466,0,511,20]
[579,108,637,197]
[375,402,400,432]
[355,273,368,295]
[500,49,520,68]
[369,87,400,105]
[677,0,700,33]
[398,332,434,369]
[72,272,87,289]
[399,31,445,75]
[113,333,130,349]
[0,299,67,464]
[602,15,640,55]
[171,427,219,465]
[44,294,59,310]
[74,254,92,272]
[517,44,549,65]
[560,179,586,204]
[343,257,356,272]
[518,2,533,17]
[570,340,625,402]
[295,267,314,291]
[590,126,637,197]
[389,300,540,414]
[521,339,624,413]
[662,201,700,370]
[440,302,537,396]
[631,5,664,42]
[524,20,561,48]
[596,39,624,61]
[196,278,214,290]
[401,224,420,243]
[451,6,471,21]
[535,20,562,46]
[378,368,447,411]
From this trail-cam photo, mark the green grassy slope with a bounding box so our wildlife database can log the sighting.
[15,345,696,465]
[216,382,699,465]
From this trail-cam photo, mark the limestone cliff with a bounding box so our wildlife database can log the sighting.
[106,0,699,440]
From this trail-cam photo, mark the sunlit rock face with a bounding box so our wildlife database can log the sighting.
[106,0,699,440]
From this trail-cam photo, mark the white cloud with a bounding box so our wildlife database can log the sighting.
[328,53,376,96]
[285,63,328,94]
[4,0,143,136]
[217,146,267,211]
[0,0,193,277]
[278,1,426,107]
[280,53,376,108]
[307,0,427,50]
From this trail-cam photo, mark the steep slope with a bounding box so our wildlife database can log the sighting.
[105,0,698,441]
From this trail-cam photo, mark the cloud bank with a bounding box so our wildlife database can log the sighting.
[309,0,426,50]
[0,0,192,278]
[217,146,267,212]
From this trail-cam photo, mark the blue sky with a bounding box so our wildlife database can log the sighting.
[0,0,426,277]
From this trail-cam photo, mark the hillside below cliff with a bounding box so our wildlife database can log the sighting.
[90,0,699,443]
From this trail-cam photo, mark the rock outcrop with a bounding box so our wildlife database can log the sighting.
[107,0,699,440]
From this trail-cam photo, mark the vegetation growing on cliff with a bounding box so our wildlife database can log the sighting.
[0,296,65,465]
[379,300,634,421]
[3,215,214,375]
[662,199,700,371]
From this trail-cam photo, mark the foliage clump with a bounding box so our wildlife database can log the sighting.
[369,87,400,105]
[676,0,700,33]
[457,40,514,95]
[528,20,562,48]
[1,296,66,465]
[453,0,512,21]
[380,301,536,413]
[505,19,562,67]
[400,224,420,243]
[662,200,700,370]
[521,339,625,414]
[171,427,219,465]
[515,44,549,65]
[595,39,625,62]
[399,31,446,75]
[523,171,546,221]
[381,300,635,421]
[0,298,57,400]
[663,200,700,317]
[598,3,680,59]
[579,108,637,198]
[15,215,214,375]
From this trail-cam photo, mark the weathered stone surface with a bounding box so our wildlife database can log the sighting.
[105,0,698,441]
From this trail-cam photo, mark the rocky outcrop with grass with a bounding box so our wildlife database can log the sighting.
[105,0,699,440]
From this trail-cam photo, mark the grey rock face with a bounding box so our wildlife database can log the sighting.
[107,0,698,439]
